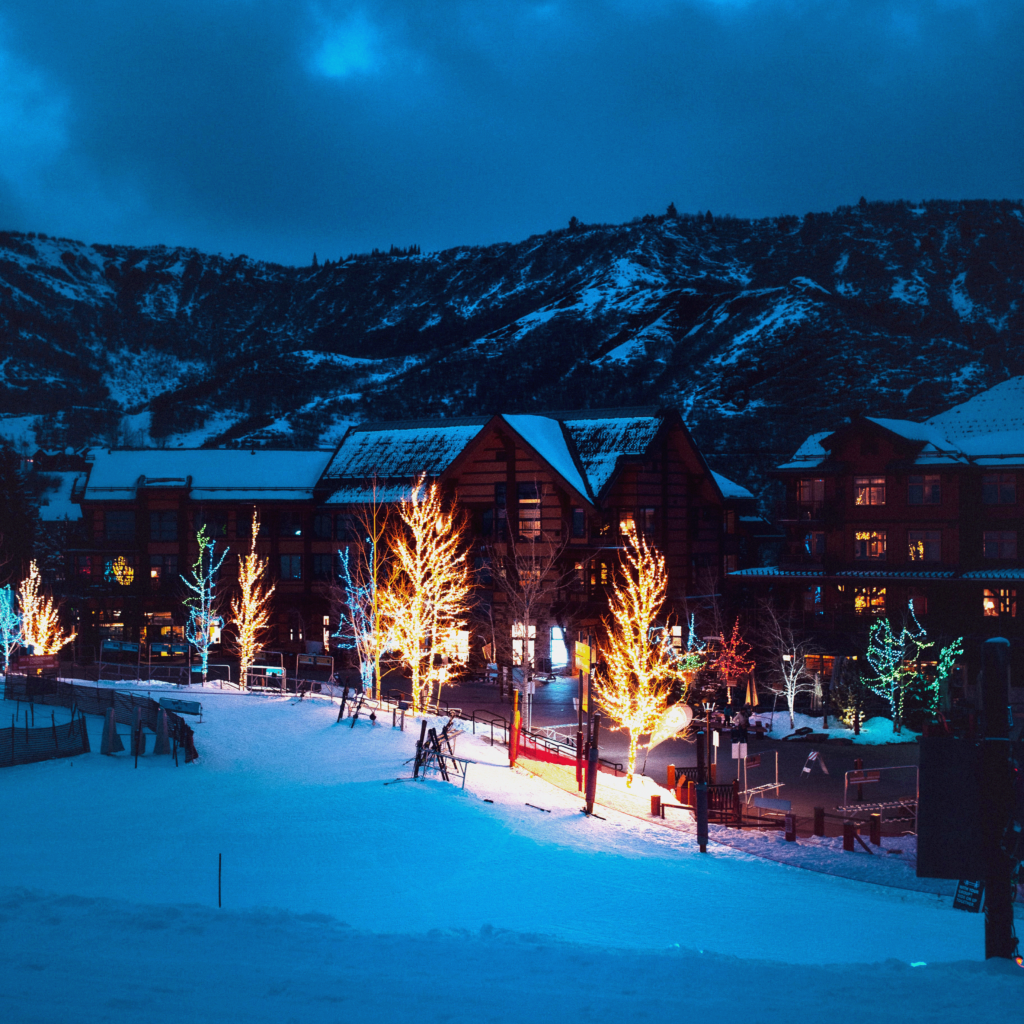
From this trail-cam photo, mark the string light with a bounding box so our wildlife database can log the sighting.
[381,476,472,714]
[865,600,962,732]
[592,522,677,787]
[713,619,754,701]
[230,511,274,689]
[182,526,228,687]
[0,584,24,672]
[18,560,76,655]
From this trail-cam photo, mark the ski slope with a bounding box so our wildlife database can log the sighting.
[0,690,1019,1022]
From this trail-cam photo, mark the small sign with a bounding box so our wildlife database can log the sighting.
[953,880,984,913]
[712,729,719,747]
[574,642,591,674]
[784,813,796,841]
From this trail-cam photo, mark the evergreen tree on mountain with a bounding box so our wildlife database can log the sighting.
[0,441,35,585]
[666,202,678,219]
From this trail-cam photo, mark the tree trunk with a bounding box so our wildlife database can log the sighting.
[626,730,638,787]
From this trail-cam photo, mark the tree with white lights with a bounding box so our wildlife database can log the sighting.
[19,560,76,655]
[380,477,472,713]
[230,511,274,689]
[593,523,677,786]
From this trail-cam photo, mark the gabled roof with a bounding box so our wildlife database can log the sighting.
[83,448,335,501]
[321,419,487,486]
[777,431,831,470]
[501,415,592,501]
[560,409,662,497]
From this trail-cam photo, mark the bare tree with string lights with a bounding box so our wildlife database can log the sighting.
[592,522,681,786]
[230,511,274,689]
[19,560,76,655]
[182,526,228,687]
[379,476,472,713]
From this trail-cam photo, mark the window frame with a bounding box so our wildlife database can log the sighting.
[908,474,941,506]
[907,530,941,563]
[854,476,886,506]
[854,530,887,561]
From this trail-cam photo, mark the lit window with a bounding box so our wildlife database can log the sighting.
[149,554,178,583]
[512,622,536,666]
[798,478,824,504]
[854,586,886,615]
[854,477,886,506]
[908,530,941,562]
[983,588,1016,618]
[619,510,635,536]
[804,586,823,614]
[518,482,540,539]
[854,531,887,560]
[280,554,302,580]
[983,531,1017,559]
[982,473,1016,505]
[908,475,941,505]
[104,556,134,587]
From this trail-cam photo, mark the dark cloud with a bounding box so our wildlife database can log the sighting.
[0,1,1020,264]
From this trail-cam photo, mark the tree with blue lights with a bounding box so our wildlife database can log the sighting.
[182,526,228,687]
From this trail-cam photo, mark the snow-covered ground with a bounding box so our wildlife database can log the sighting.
[756,711,921,744]
[0,691,1019,1021]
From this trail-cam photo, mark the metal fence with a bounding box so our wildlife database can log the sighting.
[4,675,199,763]
[0,708,91,768]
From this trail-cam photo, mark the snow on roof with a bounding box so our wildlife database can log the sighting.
[777,431,831,470]
[83,449,334,500]
[38,471,83,521]
[954,430,1024,466]
[501,415,591,501]
[925,376,1024,441]
[865,417,953,447]
[560,413,662,496]
[324,484,415,506]
[322,420,486,487]
[710,471,754,500]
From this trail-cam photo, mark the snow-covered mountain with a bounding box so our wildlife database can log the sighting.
[1,198,1022,489]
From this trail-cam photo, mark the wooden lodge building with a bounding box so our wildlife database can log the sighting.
[729,377,1024,704]
[60,408,769,670]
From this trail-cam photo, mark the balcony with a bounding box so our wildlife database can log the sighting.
[777,502,825,523]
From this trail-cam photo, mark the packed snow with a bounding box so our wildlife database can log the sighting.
[1,688,1019,1022]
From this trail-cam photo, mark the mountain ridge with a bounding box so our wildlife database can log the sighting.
[1,198,1022,493]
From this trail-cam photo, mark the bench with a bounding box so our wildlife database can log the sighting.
[159,697,203,721]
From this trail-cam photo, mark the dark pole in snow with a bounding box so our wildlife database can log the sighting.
[585,713,601,815]
[980,638,1015,960]
[695,728,709,853]
[218,853,222,908]
[576,668,584,792]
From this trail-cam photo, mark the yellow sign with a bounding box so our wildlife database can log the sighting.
[574,641,591,674]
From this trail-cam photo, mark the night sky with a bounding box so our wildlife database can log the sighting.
[0,1,1020,266]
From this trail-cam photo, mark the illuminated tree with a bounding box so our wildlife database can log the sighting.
[866,600,962,733]
[182,526,228,687]
[380,477,472,713]
[230,511,274,689]
[592,523,678,786]
[712,619,754,702]
[333,485,394,697]
[757,600,818,728]
[0,585,23,674]
[18,560,76,655]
